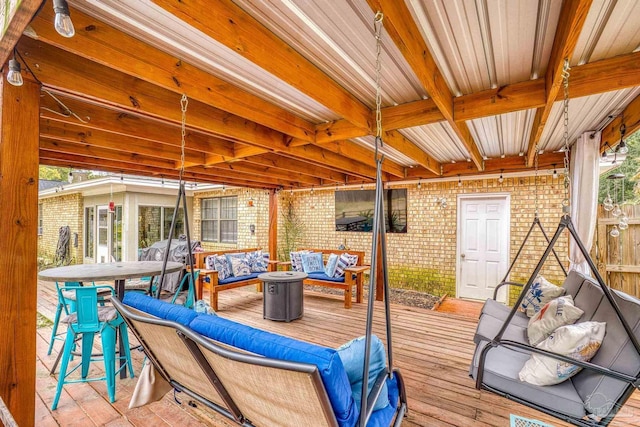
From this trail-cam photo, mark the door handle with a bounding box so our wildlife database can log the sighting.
[461,253,466,259]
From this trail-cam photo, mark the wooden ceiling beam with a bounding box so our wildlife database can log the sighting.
[280,144,382,181]
[383,130,439,175]
[19,37,290,151]
[0,0,42,65]
[30,6,314,141]
[241,153,349,183]
[40,152,280,189]
[40,94,236,157]
[405,152,566,179]
[202,161,322,186]
[601,93,640,151]
[40,120,206,166]
[526,0,592,167]
[153,0,372,133]
[366,0,483,171]
[319,140,405,178]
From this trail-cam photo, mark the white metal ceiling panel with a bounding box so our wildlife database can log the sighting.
[399,123,471,163]
[467,109,537,159]
[538,87,640,153]
[352,136,416,167]
[405,0,562,96]
[573,0,640,65]
[71,0,340,122]
[233,0,427,107]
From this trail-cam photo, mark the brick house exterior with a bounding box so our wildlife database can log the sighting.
[276,173,568,299]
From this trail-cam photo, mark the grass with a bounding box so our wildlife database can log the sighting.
[37,312,53,329]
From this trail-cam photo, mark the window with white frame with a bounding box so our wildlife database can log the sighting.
[201,196,237,243]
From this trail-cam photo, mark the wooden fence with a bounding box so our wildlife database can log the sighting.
[593,205,640,297]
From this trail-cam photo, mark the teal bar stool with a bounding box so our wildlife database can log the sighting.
[47,281,81,356]
[51,285,135,410]
[169,270,199,309]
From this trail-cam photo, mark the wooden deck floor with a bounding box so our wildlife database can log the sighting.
[35,280,640,426]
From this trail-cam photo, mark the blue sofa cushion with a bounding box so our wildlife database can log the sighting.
[307,272,345,283]
[218,272,261,285]
[190,313,358,427]
[122,292,198,326]
[368,373,400,427]
[337,335,389,411]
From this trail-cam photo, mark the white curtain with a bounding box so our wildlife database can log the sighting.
[569,131,601,274]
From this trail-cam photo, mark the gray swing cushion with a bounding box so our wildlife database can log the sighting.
[472,270,640,420]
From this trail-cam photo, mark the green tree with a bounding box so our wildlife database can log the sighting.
[278,192,305,261]
[39,166,69,181]
[598,131,640,204]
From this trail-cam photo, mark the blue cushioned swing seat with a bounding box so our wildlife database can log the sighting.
[116,292,406,426]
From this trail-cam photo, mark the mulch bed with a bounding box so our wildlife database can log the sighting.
[305,285,441,310]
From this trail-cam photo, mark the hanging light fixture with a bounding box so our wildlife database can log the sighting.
[53,0,75,38]
[617,124,629,155]
[6,50,23,87]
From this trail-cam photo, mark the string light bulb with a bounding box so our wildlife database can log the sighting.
[417,179,421,189]
[618,124,629,155]
[552,165,558,179]
[311,186,314,194]
[67,170,73,183]
[53,0,75,38]
[6,53,23,87]
[498,170,504,184]
[458,175,462,187]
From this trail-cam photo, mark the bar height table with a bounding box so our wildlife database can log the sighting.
[39,261,184,378]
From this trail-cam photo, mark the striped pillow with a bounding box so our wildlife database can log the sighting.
[289,250,310,272]
[333,253,358,278]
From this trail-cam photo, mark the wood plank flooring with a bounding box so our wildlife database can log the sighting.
[35,281,640,426]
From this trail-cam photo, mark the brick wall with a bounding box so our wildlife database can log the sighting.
[277,174,568,298]
[192,188,270,253]
[38,193,83,265]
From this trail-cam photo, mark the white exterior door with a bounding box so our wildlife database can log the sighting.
[457,195,509,301]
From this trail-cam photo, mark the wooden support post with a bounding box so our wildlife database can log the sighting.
[268,190,278,260]
[0,78,40,426]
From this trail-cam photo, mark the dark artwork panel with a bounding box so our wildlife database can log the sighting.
[335,189,407,233]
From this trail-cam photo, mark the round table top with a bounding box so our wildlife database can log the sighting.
[38,261,184,282]
[258,271,308,282]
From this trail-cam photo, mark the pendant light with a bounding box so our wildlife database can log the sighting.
[53,0,75,38]
[6,50,23,87]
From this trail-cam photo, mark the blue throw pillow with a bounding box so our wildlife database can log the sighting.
[301,252,324,273]
[336,335,389,412]
[247,250,268,273]
[212,255,232,280]
[325,253,339,277]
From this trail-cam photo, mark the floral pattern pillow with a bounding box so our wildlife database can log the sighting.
[229,256,252,277]
[212,255,232,281]
[204,254,218,270]
[246,250,268,273]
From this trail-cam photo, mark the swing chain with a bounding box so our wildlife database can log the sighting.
[374,11,384,156]
[534,146,539,217]
[561,59,571,214]
[179,94,188,182]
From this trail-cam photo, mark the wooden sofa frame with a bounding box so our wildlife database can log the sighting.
[281,249,368,309]
[192,248,277,311]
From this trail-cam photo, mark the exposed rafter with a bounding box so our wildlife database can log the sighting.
[601,93,640,152]
[152,0,372,133]
[30,5,315,141]
[526,0,593,166]
[365,0,483,171]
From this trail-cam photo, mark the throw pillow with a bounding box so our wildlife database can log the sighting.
[289,250,310,272]
[246,250,267,273]
[333,253,359,278]
[336,335,389,411]
[325,253,339,277]
[527,295,584,346]
[301,252,324,273]
[204,254,218,270]
[519,321,606,386]
[212,255,232,281]
[521,275,565,317]
[229,256,252,277]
